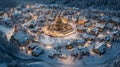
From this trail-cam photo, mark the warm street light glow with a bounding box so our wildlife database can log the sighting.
[27,50,32,55]
[46,45,53,49]
[107,42,111,47]
[2,3,119,66]
[19,46,26,50]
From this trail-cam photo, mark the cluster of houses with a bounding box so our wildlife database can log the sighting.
[112,31,120,42]
[10,30,43,56]
[1,4,119,60]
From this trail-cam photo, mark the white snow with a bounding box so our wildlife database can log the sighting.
[39,31,79,45]
[0,4,120,67]
[0,63,7,67]
[0,25,14,41]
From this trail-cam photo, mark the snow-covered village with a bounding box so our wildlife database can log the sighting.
[0,0,120,67]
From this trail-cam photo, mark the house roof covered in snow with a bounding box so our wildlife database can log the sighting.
[94,42,107,53]
[95,23,105,29]
[32,47,43,54]
[105,23,113,29]
[12,31,29,44]
[112,17,120,23]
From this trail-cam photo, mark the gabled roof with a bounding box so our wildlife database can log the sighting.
[76,39,86,44]
[13,31,29,44]
[105,23,113,28]
[94,42,107,53]
[32,47,43,54]
[95,23,105,28]
[78,47,89,53]
[112,17,120,23]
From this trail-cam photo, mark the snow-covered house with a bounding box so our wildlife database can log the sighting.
[16,5,22,10]
[66,42,74,49]
[41,8,51,15]
[48,49,61,59]
[71,48,82,59]
[12,12,23,19]
[1,17,12,27]
[24,13,33,21]
[92,42,107,55]
[90,19,99,24]
[36,16,46,22]
[113,31,120,37]
[11,31,30,46]
[111,17,120,26]
[28,21,37,29]
[97,34,105,42]
[76,26,86,33]
[83,33,95,41]
[76,39,86,46]
[95,23,106,32]
[58,53,67,59]
[76,15,87,25]
[78,47,89,56]
[105,23,114,30]
[112,31,120,41]
[90,28,99,35]
[32,46,43,57]
[36,15,47,27]
[28,43,38,51]
[26,7,34,13]
[72,15,78,22]
[84,22,91,27]
[91,15,99,20]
